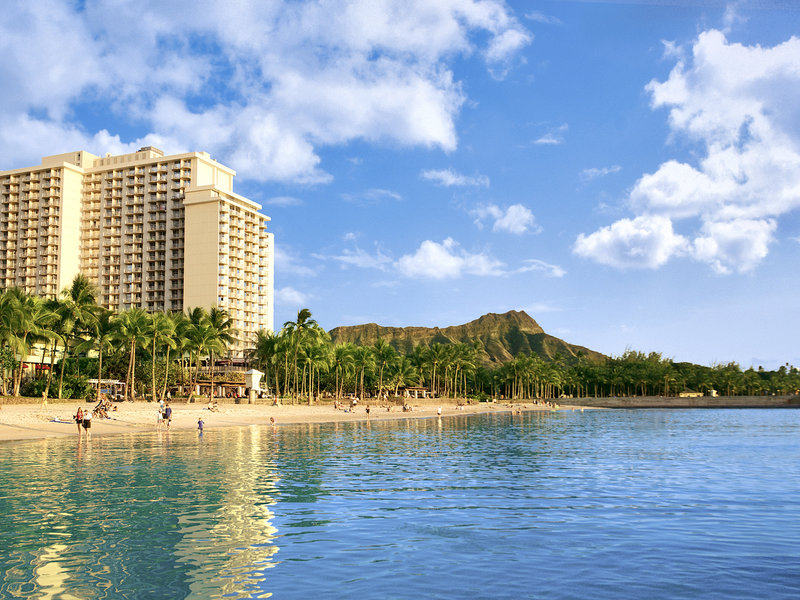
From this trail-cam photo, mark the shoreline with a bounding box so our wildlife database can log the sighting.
[0,398,578,443]
[4,394,795,444]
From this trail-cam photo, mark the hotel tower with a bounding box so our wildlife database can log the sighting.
[0,147,274,354]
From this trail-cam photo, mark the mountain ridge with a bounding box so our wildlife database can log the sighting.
[328,310,606,366]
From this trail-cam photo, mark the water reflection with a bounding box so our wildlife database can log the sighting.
[0,427,281,599]
[3,410,799,600]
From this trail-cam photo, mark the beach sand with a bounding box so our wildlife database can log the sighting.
[0,398,578,442]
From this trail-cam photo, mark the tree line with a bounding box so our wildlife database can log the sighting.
[250,312,800,401]
[2,279,798,401]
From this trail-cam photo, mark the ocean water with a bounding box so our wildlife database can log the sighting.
[1,409,799,599]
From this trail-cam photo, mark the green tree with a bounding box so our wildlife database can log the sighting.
[372,339,398,398]
[283,308,318,401]
[148,312,177,403]
[206,306,236,401]
[115,308,150,401]
[331,343,356,401]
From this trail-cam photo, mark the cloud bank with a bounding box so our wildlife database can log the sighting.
[0,1,531,184]
[574,30,800,274]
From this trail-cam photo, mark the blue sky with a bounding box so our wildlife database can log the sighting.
[2,0,800,369]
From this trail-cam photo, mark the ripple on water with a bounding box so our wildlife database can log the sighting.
[1,409,799,599]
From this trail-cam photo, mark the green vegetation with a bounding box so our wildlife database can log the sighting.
[1,281,797,402]
[0,276,240,400]
[252,312,800,401]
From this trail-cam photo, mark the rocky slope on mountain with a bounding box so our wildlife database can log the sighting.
[329,310,606,366]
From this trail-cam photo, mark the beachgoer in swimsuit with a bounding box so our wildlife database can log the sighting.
[75,408,83,435]
[164,403,172,429]
[197,418,204,433]
[82,410,92,436]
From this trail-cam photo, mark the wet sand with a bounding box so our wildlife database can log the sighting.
[0,398,578,442]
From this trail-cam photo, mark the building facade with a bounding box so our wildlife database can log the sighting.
[0,147,274,353]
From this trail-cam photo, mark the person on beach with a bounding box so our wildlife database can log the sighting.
[75,407,84,435]
[82,409,92,437]
[366,405,370,418]
[156,408,163,431]
[270,416,276,428]
[197,418,204,433]
[437,406,442,417]
[164,403,172,429]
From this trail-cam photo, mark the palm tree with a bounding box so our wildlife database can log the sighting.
[115,308,150,401]
[331,343,356,401]
[55,275,100,398]
[170,311,191,391]
[183,306,208,395]
[148,312,176,403]
[187,320,215,398]
[206,307,236,402]
[426,343,447,398]
[353,346,374,400]
[372,339,398,398]
[305,341,331,404]
[283,308,318,401]
[389,355,418,396]
[409,344,428,391]
[5,291,57,396]
[250,329,281,397]
[75,308,116,398]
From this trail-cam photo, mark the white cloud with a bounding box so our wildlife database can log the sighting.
[521,302,561,314]
[573,215,688,269]
[517,259,566,278]
[395,238,504,279]
[471,203,539,234]
[314,246,393,270]
[421,168,490,187]
[275,245,317,278]
[533,123,568,145]
[486,28,532,78]
[266,196,303,206]
[525,11,562,26]
[340,188,403,205]
[276,286,312,307]
[581,165,622,182]
[693,218,775,274]
[0,1,530,183]
[576,30,800,273]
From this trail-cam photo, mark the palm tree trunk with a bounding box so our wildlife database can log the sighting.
[44,344,57,399]
[151,336,157,403]
[97,348,104,397]
[273,361,281,398]
[58,342,68,399]
[160,348,171,402]
[127,341,136,401]
[209,352,215,402]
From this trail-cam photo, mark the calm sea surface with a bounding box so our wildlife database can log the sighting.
[1,409,799,599]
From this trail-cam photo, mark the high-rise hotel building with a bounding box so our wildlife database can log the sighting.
[0,147,274,353]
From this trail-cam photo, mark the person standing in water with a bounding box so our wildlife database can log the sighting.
[82,409,92,437]
[197,417,204,434]
[75,407,84,435]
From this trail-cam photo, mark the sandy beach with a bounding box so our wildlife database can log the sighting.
[0,398,576,442]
